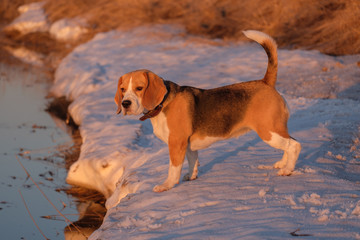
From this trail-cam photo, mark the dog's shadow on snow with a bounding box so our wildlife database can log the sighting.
[195,135,262,176]
[285,82,360,182]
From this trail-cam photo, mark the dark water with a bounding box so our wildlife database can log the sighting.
[0,63,88,239]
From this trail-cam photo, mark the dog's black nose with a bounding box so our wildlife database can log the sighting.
[122,100,132,108]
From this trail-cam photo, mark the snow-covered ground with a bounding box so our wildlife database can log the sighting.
[48,24,360,239]
[6,3,360,238]
[4,2,88,66]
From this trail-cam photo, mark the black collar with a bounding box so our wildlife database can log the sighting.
[139,81,169,121]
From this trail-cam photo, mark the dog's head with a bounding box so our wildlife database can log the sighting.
[115,69,167,116]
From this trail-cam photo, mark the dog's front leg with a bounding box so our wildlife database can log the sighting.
[153,137,187,192]
[152,161,183,192]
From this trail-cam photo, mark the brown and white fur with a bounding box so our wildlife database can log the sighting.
[114,30,301,192]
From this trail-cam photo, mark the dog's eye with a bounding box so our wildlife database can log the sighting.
[136,87,143,91]
[120,88,125,92]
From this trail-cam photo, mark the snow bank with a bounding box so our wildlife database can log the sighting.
[6,1,88,42]
[50,25,360,238]
[4,2,88,65]
[5,2,49,34]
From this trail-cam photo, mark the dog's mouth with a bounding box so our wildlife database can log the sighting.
[122,108,132,116]
[122,106,144,116]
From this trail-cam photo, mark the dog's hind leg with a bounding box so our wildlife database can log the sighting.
[263,132,301,176]
[279,137,301,175]
[273,151,287,169]
[183,146,199,181]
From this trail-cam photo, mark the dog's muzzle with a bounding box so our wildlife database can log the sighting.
[120,96,144,115]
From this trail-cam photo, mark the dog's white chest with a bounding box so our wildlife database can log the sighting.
[150,112,169,144]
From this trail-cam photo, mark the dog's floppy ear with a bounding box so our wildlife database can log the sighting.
[114,76,123,114]
[142,71,167,110]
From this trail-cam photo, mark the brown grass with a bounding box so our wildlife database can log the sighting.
[42,0,360,56]
[0,0,40,25]
[1,0,359,61]
[0,0,71,67]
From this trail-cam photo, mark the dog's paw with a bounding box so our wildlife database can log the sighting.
[182,173,197,181]
[273,160,287,169]
[277,168,293,176]
[153,184,170,193]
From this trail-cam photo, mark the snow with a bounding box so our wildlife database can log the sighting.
[7,4,360,237]
[4,2,88,65]
[5,2,49,34]
[6,1,88,42]
[49,18,88,42]
[4,46,44,66]
[47,24,360,239]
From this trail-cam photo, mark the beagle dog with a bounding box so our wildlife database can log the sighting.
[115,30,301,192]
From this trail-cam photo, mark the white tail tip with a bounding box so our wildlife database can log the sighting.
[243,30,277,48]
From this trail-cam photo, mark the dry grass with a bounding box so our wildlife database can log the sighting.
[0,0,71,67]
[0,0,38,64]
[0,0,38,25]
[43,0,360,56]
[1,0,359,59]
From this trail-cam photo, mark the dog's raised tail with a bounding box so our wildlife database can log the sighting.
[243,30,278,87]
